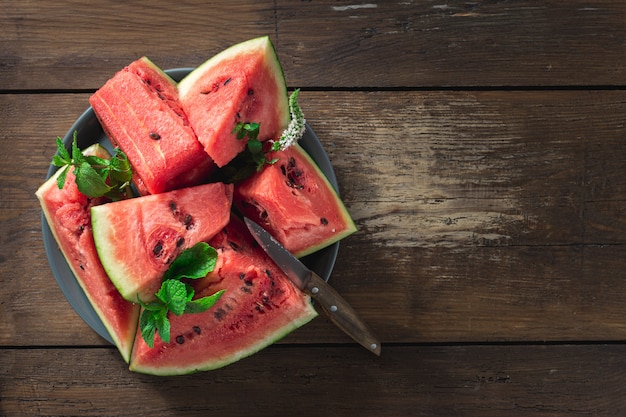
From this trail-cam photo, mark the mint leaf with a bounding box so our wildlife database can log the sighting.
[156,280,189,316]
[247,138,262,154]
[163,242,218,281]
[71,133,86,165]
[55,166,69,190]
[185,289,226,314]
[109,149,133,183]
[138,242,224,348]
[154,310,171,344]
[52,154,69,168]
[139,309,158,348]
[73,161,112,197]
[84,155,109,168]
[54,136,71,164]
[232,121,261,141]
[50,131,132,201]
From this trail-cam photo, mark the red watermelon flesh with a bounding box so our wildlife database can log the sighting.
[89,56,215,195]
[234,143,357,258]
[178,36,290,168]
[36,144,140,363]
[129,217,318,375]
[91,182,233,303]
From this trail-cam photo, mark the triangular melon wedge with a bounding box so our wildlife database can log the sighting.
[129,217,318,375]
[91,182,233,303]
[36,144,140,363]
[178,36,290,167]
[234,143,357,257]
[90,57,215,195]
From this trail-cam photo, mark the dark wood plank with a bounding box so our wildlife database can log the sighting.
[2,90,626,347]
[302,90,626,246]
[1,0,276,90]
[276,0,626,88]
[2,1,625,90]
[2,344,625,416]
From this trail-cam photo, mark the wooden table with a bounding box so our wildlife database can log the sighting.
[2,1,625,415]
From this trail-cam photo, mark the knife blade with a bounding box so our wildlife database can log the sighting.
[244,217,381,356]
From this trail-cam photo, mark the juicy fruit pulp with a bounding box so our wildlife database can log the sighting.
[90,57,215,195]
[91,182,233,303]
[234,143,357,257]
[36,144,140,363]
[129,217,318,375]
[178,36,290,167]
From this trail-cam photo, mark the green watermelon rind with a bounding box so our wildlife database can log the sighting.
[129,303,318,375]
[136,56,178,88]
[90,204,140,301]
[36,144,140,363]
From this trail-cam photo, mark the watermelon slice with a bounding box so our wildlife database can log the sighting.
[91,182,233,303]
[89,57,215,195]
[129,217,318,375]
[234,143,357,257]
[36,144,140,363]
[178,36,290,167]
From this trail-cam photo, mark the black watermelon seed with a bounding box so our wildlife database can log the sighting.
[153,242,163,257]
[214,308,226,320]
[321,217,329,225]
[193,326,201,334]
[176,335,184,344]
[149,132,161,140]
[184,214,193,229]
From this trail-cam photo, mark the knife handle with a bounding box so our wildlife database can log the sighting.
[305,272,381,356]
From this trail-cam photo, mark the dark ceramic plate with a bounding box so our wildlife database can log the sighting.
[41,68,339,344]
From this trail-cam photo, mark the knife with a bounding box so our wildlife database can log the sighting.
[244,217,381,356]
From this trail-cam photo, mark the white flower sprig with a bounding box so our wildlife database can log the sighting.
[272,89,306,152]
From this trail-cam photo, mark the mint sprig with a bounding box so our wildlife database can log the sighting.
[138,242,225,348]
[52,131,132,201]
[232,121,278,171]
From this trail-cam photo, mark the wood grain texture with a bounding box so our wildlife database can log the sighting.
[1,0,276,90]
[2,0,624,90]
[2,90,625,347]
[2,345,626,416]
[276,0,626,88]
[2,2,626,412]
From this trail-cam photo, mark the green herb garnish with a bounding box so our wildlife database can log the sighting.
[232,121,278,171]
[138,242,225,348]
[52,131,132,201]
[232,122,260,141]
[272,89,306,152]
